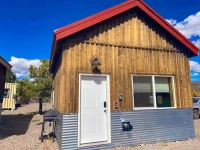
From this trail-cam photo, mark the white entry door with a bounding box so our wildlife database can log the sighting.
[80,75,108,144]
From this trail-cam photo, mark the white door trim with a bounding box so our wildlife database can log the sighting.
[78,73,111,147]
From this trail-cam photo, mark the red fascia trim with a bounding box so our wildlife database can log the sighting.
[50,0,138,68]
[50,0,199,69]
[139,0,199,55]
[55,1,138,40]
[54,0,137,35]
[56,3,138,40]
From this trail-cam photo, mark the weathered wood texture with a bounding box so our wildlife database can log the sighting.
[52,8,193,113]
[0,63,6,95]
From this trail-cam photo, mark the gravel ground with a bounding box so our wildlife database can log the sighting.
[0,103,59,150]
[0,103,199,150]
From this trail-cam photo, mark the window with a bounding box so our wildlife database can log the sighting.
[3,89,10,98]
[132,75,175,109]
[133,76,154,107]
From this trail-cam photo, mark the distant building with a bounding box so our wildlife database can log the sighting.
[0,56,12,121]
[2,83,17,111]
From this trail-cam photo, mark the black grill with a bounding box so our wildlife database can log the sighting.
[40,109,57,142]
[43,109,57,122]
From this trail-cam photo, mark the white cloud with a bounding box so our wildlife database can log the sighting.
[191,73,199,76]
[190,61,200,72]
[9,56,42,78]
[193,39,200,48]
[166,19,177,26]
[166,11,200,39]
[29,78,35,82]
[166,13,200,80]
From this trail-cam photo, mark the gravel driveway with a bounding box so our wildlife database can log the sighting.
[0,103,199,150]
[0,103,59,150]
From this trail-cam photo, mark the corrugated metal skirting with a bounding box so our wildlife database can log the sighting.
[57,109,195,150]
[55,110,63,149]
[111,109,194,147]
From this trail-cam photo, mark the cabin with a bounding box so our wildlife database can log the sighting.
[2,83,17,111]
[0,56,12,122]
[50,0,199,149]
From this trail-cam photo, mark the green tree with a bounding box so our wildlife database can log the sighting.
[6,70,17,83]
[193,89,200,97]
[16,79,36,102]
[29,60,52,114]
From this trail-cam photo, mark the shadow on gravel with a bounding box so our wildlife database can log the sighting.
[0,113,34,140]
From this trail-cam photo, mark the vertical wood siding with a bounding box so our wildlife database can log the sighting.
[53,8,193,113]
[52,49,63,112]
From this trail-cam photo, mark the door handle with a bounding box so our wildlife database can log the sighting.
[104,102,106,112]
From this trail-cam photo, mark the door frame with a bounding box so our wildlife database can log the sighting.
[78,73,111,147]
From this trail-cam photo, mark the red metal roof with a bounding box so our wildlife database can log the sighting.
[50,0,199,70]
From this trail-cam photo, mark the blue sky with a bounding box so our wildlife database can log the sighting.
[0,0,200,80]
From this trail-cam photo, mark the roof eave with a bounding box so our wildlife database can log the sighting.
[139,0,199,54]
[0,56,12,70]
[50,0,199,70]
[50,34,56,72]
[49,0,139,70]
